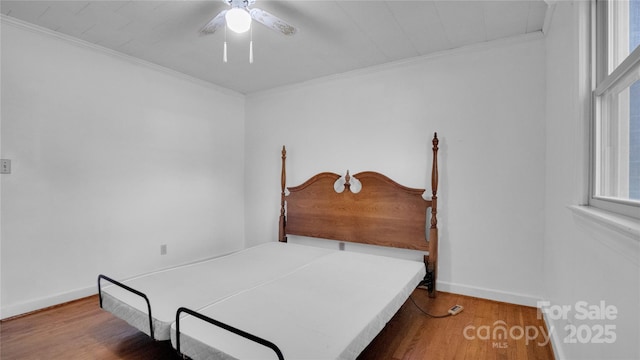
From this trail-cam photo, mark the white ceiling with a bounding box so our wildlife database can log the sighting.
[1,0,549,94]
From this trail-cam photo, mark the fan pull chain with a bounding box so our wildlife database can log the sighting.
[249,25,254,64]
[223,26,228,63]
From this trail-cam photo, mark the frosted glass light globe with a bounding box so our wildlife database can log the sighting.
[225,8,251,33]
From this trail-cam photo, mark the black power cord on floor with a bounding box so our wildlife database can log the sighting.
[409,295,464,318]
[408,295,451,318]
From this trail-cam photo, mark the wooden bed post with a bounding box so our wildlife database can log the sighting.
[279,146,287,243]
[427,132,439,297]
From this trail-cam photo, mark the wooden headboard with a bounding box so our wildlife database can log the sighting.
[278,133,439,296]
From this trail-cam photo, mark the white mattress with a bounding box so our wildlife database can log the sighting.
[170,250,425,360]
[101,242,334,341]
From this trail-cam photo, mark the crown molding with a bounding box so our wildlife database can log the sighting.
[0,14,244,99]
[248,30,545,99]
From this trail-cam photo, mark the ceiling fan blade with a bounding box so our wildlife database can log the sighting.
[200,10,227,35]
[249,8,297,36]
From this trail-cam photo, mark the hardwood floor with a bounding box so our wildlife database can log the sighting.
[358,290,555,360]
[0,290,555,359]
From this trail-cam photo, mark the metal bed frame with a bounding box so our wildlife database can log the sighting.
[175,307,285,360]
[98,275,285,358]
[97,133,440,358]
[97,274,155,340]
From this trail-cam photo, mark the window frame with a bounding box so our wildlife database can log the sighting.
[590,0,640,220]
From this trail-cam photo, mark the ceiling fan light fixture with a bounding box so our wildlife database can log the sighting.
[225,8,252,33]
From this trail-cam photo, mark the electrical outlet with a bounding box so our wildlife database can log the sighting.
[1,159,11,174]
[160,244,167,255]
[339,242,345,251]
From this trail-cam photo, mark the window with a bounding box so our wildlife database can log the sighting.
[592,0,640,219]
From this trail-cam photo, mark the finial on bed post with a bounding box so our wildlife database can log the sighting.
[279,146,287,243]
[427,132,439,297]
[344,170,351,192]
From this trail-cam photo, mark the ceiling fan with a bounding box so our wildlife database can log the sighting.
[201,0,297,36]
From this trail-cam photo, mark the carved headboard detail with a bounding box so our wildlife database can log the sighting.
[278,133,439,296]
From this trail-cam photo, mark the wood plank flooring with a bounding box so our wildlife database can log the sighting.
[0,290,555,359]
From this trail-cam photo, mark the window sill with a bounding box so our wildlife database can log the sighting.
[568,205,640,240]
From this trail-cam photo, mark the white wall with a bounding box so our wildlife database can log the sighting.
[544,2,640,359]
[244,35,547,306]
[7,14,636,360]
[0,20,246,318]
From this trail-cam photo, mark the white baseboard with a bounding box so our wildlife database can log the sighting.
[0,285,96,320]
[2,280,541,319]
[437,280,541,307]
[438,282,567,357]
[0,252,240,320]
